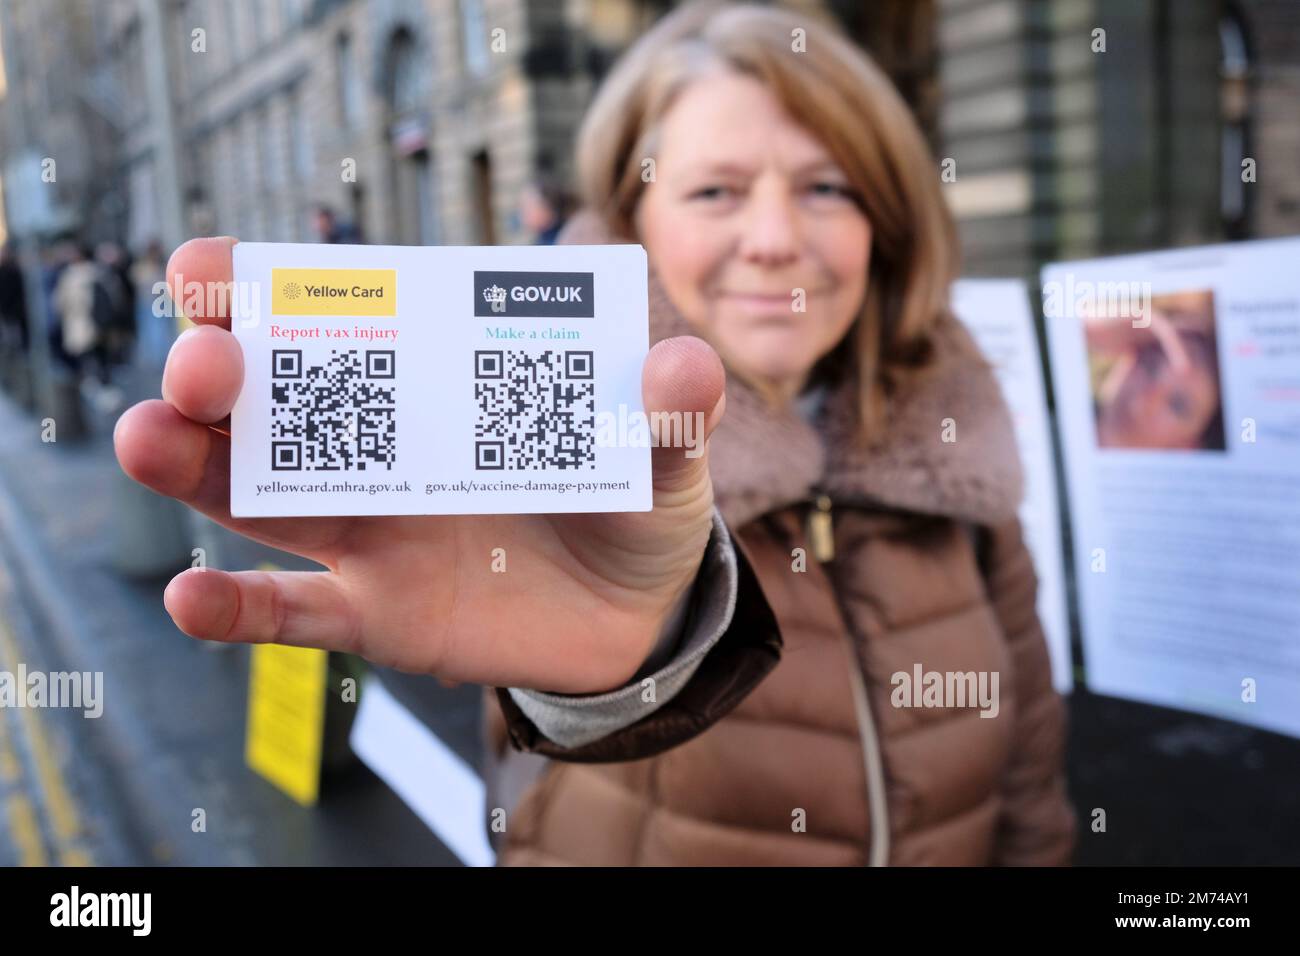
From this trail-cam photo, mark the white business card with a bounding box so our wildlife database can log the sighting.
[228,242,652,517]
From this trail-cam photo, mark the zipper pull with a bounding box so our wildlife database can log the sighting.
[807,494,835,563]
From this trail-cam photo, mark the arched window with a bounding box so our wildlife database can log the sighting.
[383,28,437,245]
[335,32,363,129]
[385,29,422,117]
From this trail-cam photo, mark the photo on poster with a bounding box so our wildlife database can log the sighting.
[1084,289,1226,452]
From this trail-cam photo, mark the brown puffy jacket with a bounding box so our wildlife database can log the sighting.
[480,218,1077,866]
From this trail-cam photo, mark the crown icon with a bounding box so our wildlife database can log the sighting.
[482,284,507,305]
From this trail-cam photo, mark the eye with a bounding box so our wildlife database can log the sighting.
[805,181,857,201]
[689,185,737,201]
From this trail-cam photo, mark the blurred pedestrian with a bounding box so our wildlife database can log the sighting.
[52,244,102,378]
[0,241,29,399]
[313,204,362,244]
[42,241,75,370]
[518,173,572,245]
[53,243,126,410]
[0,242,28,355]
[130,239,173,369]
[96,241,136,368]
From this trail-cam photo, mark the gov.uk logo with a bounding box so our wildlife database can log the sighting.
[473,271,595,318]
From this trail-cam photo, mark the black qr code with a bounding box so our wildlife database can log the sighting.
[474,350,594,470]
[270,349,396,471]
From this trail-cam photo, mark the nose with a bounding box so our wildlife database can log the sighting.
[736,176,801,267]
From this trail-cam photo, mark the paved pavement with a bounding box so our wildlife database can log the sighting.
[0,385,471,865]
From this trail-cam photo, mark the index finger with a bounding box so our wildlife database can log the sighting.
[167,236,239,328]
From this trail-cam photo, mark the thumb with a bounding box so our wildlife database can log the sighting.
[641,336,726,497]
[163,567,360,652]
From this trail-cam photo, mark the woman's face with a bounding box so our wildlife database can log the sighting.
[1098,334,1221,450]
[635,70,872,403]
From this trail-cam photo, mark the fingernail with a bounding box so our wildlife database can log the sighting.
[163,327,201,395]
[707,390,727,428]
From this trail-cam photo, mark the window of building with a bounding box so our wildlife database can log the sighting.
[289,86,313,181]
[335,32,362,128]
[1218,9,1252,236]
[460,0,490,77]
[386,29,422,115]
[383,27,436,245]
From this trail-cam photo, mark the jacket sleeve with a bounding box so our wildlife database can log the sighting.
[493,509,783,762]
[976,516,1078,866]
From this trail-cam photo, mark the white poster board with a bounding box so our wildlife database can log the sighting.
[953,280,1073,693]
[1043,237,1300,738]
[350,678,495,866]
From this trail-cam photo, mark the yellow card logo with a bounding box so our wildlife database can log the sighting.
[272,268,396,316]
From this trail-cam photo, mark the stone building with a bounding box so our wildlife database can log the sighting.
[932,0,1300,275]
[1,0,1297,279]
[0,0,121,242]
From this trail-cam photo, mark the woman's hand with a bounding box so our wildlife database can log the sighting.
[114,237,726,694]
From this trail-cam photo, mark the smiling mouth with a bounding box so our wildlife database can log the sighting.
[721,290,789,298]
[718,290,828,307]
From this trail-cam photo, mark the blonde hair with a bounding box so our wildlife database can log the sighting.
[575,1,961,445]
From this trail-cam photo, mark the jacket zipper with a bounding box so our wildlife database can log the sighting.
[808,494,835,562]
[806,491,892,867]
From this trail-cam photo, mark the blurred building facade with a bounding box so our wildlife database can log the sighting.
[0,0,121,242]
[928,0,1300,273]
[0,0,1296,276]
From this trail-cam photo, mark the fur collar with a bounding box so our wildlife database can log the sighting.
[558,211,1024,529]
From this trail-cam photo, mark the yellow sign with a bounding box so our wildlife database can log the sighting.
[272,267,397,316]
[245,642,328,806]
